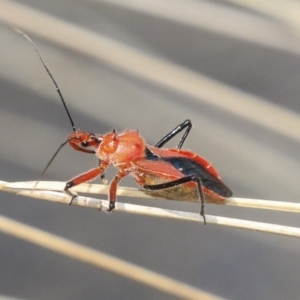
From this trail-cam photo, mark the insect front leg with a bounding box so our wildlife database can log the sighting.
[154,119,192,149]
[143,175,206,224]
[64,161,109,204]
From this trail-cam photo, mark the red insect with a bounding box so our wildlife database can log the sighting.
[14,29,232,224]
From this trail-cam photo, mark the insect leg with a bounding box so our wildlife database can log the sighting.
[97,159,108,184]
[154,119,192,149]
[143,175,206,224]
[107,171,128,212]
[64,161,109,204]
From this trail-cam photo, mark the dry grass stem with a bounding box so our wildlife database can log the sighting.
[0,214,222,300]
[3,180,300,214]
[0,180,300,238]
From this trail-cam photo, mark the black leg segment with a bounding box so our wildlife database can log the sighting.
[64,181,78,205]
[154,120,192,149]
[143,174,206,224]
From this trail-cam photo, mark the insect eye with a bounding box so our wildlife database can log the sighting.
[81,141,89,147]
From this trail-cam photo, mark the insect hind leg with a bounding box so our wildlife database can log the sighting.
[154,120,192,149]
[143,175,206,224]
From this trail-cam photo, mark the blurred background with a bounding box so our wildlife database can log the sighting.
[0,0,300,299]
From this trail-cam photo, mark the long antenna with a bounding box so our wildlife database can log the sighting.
[10,27,77,132]
[32,140,69,190]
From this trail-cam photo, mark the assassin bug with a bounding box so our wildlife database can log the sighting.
[12,28,233,224]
